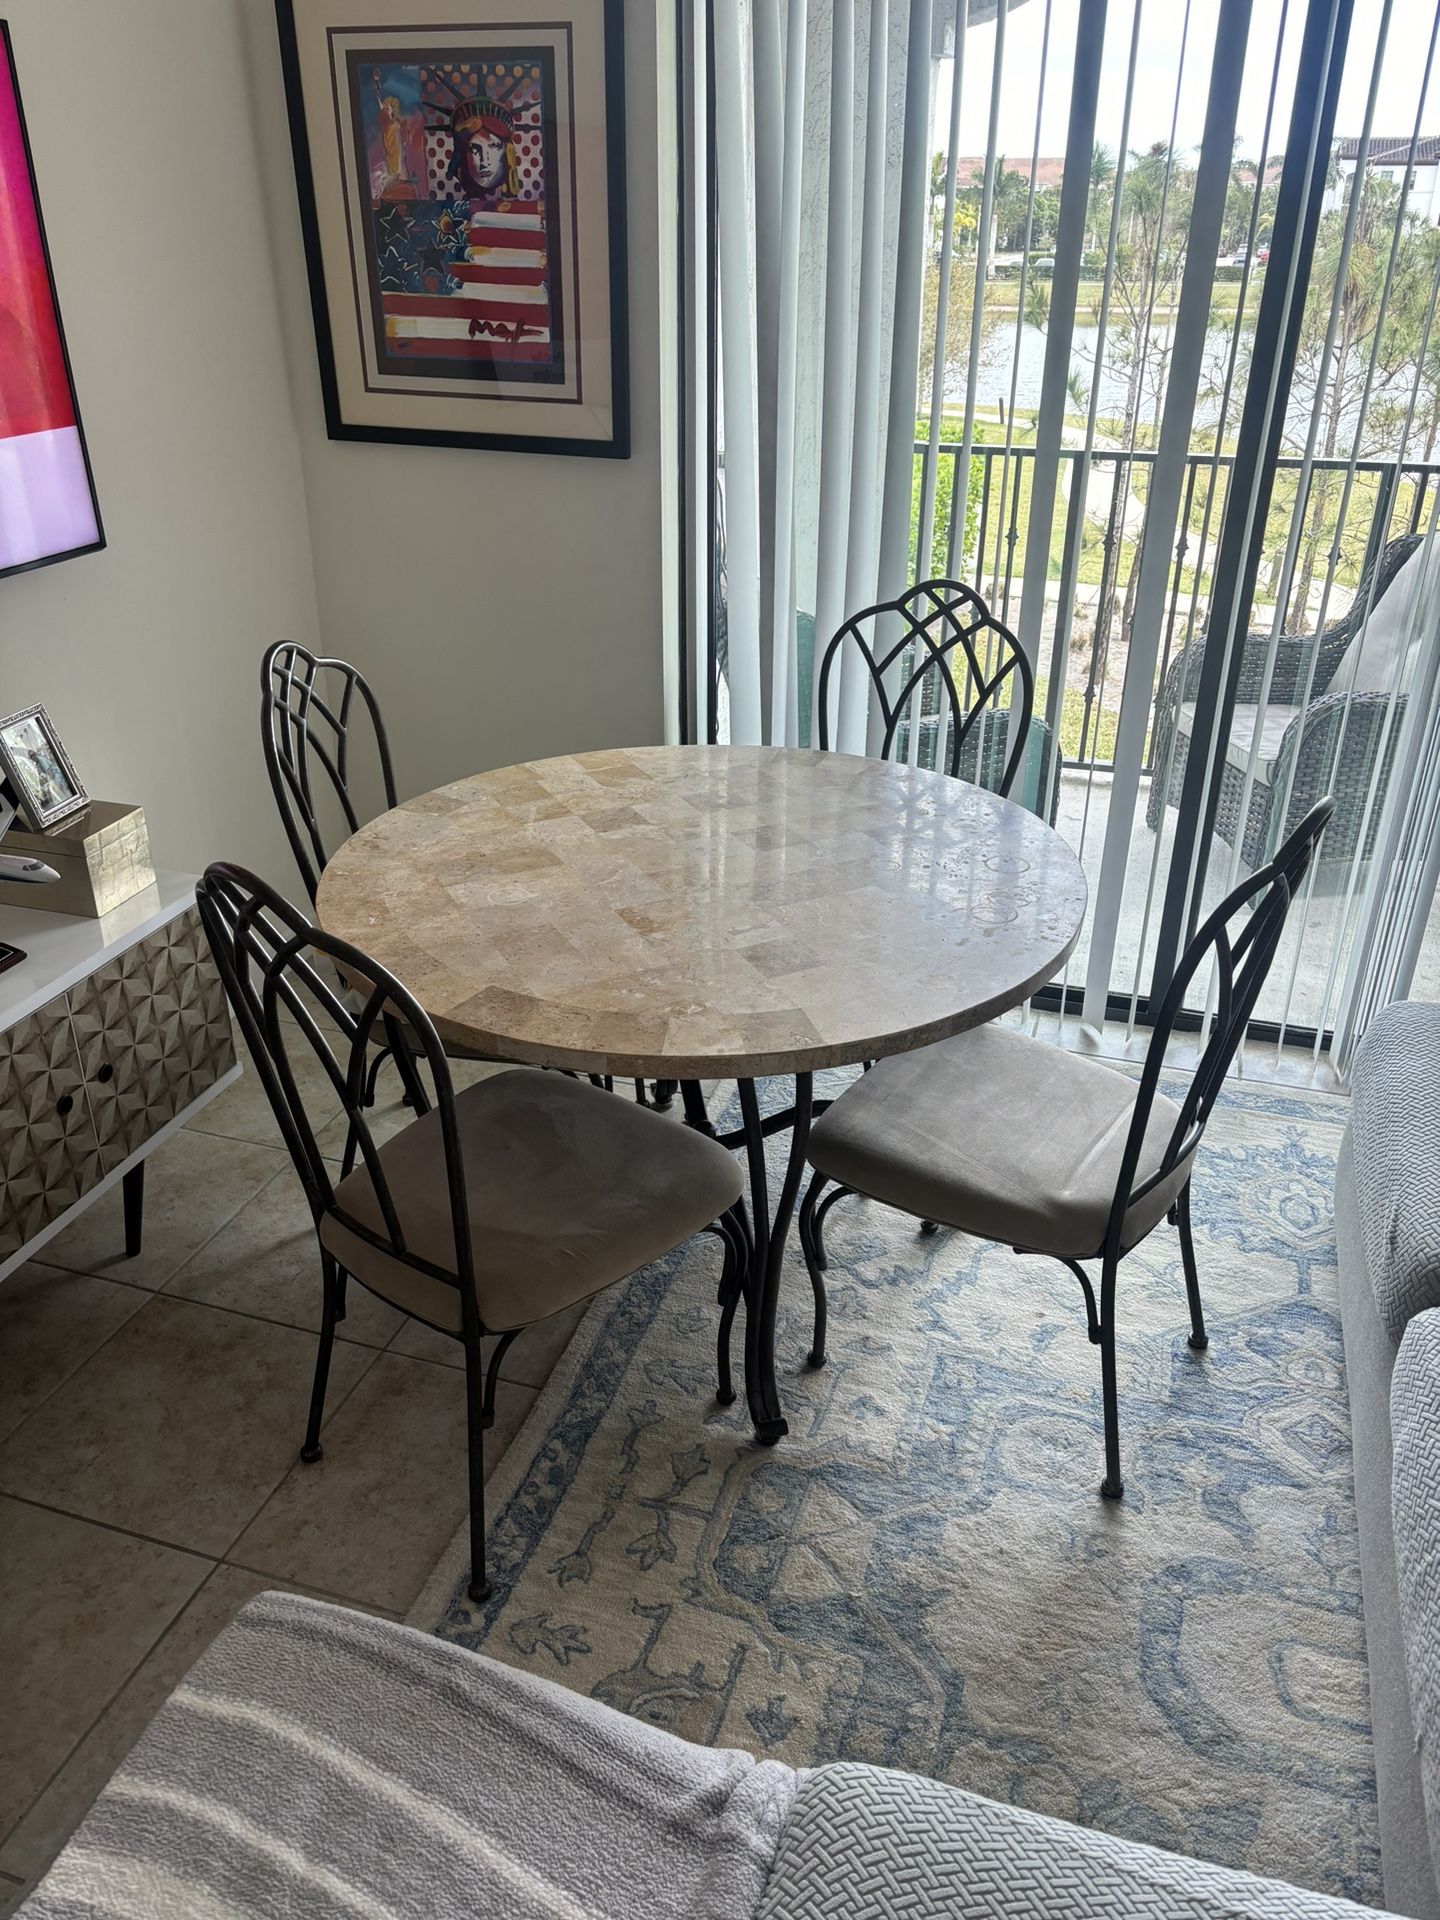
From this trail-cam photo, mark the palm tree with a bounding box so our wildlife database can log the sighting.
[1087,143,1116,251]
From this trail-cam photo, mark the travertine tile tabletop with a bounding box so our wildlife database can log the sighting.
[315,745,1088,1078]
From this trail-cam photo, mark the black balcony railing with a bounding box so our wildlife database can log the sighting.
[910,440,1440,775]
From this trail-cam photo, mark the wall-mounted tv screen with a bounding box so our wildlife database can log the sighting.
[0,20,102,580]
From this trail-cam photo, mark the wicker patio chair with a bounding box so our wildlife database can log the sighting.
[1145,532,1421,866]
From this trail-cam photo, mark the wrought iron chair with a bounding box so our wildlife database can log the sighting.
[815,578,1049,809]
[794,799,1334,1501]
[261,642,398,907]
[195,863,746,1603]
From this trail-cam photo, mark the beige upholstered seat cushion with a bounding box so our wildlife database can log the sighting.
[320,1070,742,1334]
[809,1024,1192,1260]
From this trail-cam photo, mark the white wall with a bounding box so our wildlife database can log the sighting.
[0,0,322,878]
[239,0,675,800]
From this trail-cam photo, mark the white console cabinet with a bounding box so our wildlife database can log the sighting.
[0,873,238,1281]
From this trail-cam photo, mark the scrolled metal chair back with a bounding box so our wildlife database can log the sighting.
[816,579,1036,795]
[261,642,398,903]
[1104,798,1334,1255]
[195,862,475,1315]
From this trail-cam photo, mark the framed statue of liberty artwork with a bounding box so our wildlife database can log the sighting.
[275,0,628,457]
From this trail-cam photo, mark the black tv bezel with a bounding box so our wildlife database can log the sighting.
[0,17,104,583]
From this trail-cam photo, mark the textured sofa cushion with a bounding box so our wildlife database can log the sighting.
[1392,1308,1440,1896]
[1349,1000,1440,1342]
[759,1763,1396,1920]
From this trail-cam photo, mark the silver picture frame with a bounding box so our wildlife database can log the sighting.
[0,703,89,831]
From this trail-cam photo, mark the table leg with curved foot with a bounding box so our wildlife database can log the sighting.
[738,1073,812,1446]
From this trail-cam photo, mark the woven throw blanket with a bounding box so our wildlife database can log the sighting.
[17,1591,796,1920]
[757,1764,1396,1920]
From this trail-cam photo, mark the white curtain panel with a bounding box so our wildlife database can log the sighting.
[714,0,937,751]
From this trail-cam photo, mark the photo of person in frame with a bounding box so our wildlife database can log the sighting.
[0,708,83,827]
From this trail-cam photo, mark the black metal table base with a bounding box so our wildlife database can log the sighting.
[732,1073,813,1444]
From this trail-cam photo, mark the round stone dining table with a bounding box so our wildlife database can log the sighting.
[315,744,1089,1442]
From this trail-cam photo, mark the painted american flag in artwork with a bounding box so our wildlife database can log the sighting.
[354,54,561,383]
[384,202,552,363]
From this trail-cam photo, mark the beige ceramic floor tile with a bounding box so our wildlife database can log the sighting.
[0,1871,25,1918]
[0,1296,374,1557]
[162,1165,404,1349]
[43,1128,289,1291]
[228,1354,536,1614]
[0,1266,151,1444]
[0,1498,209,1844]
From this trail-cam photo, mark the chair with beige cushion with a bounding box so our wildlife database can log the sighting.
[195,862,746,1602]
[797,800,1334,1503]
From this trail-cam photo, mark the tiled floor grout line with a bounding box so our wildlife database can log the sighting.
[0,1491,224,1566]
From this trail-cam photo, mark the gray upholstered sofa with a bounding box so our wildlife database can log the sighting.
[17,1006,1440,1919]
[1336,999,1440,1920]
[6,1585,1417,1919]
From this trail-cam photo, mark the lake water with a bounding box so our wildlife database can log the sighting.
[944,315,1354,447]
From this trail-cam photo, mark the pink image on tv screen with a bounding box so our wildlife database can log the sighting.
[0,24,101,577]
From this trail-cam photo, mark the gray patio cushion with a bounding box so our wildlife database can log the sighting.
[321,1067,742,1333]
[1180,700,1301,783]
[808,1023,1191,1260]
[758,1762,1396,1919]
[18,1591,796,1920]
[1349,1000,1440,1342]
[1392,1308,1440,1895]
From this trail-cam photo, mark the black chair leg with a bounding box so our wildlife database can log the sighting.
[301,1253,341,1463]
[1175,1182,1209,1351]
[1099,1256,1123,1501]
[464,1334,493,1603]
[362,1045,392,1108]
[798,1171,829,1368]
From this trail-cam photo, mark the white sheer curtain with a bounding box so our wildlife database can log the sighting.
[714,0,945,751]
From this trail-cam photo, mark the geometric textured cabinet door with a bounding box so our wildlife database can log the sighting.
[68,905,237,1174]
[0,991,106,1258]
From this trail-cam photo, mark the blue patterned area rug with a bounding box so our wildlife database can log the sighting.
[410,1072,1378,1906]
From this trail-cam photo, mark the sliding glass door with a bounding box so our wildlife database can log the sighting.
[685,0,1440,1061]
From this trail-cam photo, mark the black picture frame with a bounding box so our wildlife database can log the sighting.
[0,20,104,583]
[275,0,629,458]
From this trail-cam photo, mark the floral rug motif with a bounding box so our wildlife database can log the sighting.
[409,1072,1377,1905]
